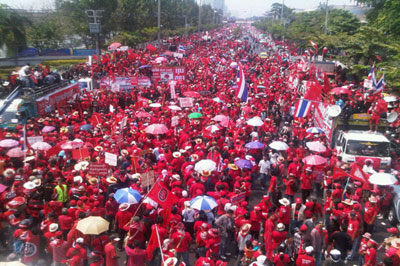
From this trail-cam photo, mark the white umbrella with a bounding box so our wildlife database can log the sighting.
[149,103,162,108]
[306,141,327,153]
[269,141,289,151]
[369,173,398,186]
[168,105,182,111]
[194,159,217,173]
[190,195,218,210]
[246,116,264,127]
[31,141,52,151]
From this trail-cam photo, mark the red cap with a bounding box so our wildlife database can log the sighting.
[387,227,399,234]
[295,198,302,204]
[300,225,307,232]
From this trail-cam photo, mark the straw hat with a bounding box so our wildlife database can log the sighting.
[121,149,129,156]
[163,257,178,266]
[49,223,59,233]
[201,170,211,177]
[119,203,130,212]
[94,146,103,152]
[391,238,400,249]
[172,151,181,158]
[23,181,36,190]
[342,199,354,206]
[88,177,98,185]
[255,255,267,266]
[276,223,285,232]
[4,168,15,177]
[277,156,285,163]
[240,223,251,235]
[73,176,83,183]
[32,178,42,187]
[60,127,68,134]
[106,176,118,184]
[228,164,238,170]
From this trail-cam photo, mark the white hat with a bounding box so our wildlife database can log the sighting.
[278,198,290,206]
[305,246,314,254]
[276,223,285,231]
[256,255,267,266]
[163,257,178,266]
[119,203,130,212]
[172,151,181,158]
[76,237,84,244]
[182,190,188,197]
[73,176,83,183]
[172,174,180,180]
[32,178,42,187]
[49,223,59,232]
[23,181,36,190]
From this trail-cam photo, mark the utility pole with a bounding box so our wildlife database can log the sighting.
[281,0,284,24]
[86,10,103,59]
[324,0,329,34]
[157,0,161,45]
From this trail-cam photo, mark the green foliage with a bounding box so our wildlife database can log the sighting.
[0,4,30,56]
[41,59,88,67]
[26,14,66,50]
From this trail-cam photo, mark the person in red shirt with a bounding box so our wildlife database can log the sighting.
[171,222,192,266]
[58,208,74,238]
[296,246,315,266]
[104,235,120,266]
[205,228,221,257]
[273,245,291,266]
[277,198,291,227]
[364,239,377,266]
[347,212,361,260]
[114,203,133,249]
[300,167,314,203]
[364,196,379,233]
[249,206,262,239]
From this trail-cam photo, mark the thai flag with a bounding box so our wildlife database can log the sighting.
[178,45,185,53]
[21,124,27,151]
[372,74,385,94]
[367,64,376,83]
[294,99,312,118]
[235,64,249,102]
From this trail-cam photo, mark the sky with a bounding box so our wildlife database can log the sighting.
[0,0,354,17]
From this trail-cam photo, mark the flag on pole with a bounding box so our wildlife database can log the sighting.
[349,163,370,183]
[178,45,185,53]
[367,64,376,82]
[147,180,178,209]
[294,99,312,118]
[309,40,318,51]
[235,64,249,102]
[372,73,385,94]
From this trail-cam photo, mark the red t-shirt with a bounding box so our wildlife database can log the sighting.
[104,243,118,266]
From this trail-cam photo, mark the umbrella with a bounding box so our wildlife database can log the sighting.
[306,141,327,153]
[61,141,83,150]
[0,261,27,266]
[183,91,201,98]
[108,42,122,51]
[306,127,325,134]
[168,105,182,111]
[245,141,265,149]
[188,112,203,119]
[259,52,268,59]
[6,147,25,158]
[219,119,234,128]
[149,103,162,108]
[331,87,351,95]
[76,216,110,235]
[205,125,222,133]
[369,173,398,186]
[257,85,266,89]
[194,159,217,173]
[302,155,327,165]
[0,184,7,193]
[269,141,289,151]
[384,96,398,103]
[31,141,52,151]
[190,195,218,210]
[114,188,142,204]
[213,115,229,122]
[139,65,152,69]
[0,139,19,148]
[213,97,223,103]
[145,124,169,135]
[154,56,167,63]
[235,159,253,169]
[136,111,151,118]
[246,117,264,127]
[230,62,238,68]
[42,126,55,133]
[79,124,93,131]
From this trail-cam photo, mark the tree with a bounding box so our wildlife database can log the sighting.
[26,14,66,50]
[0,4,30,56]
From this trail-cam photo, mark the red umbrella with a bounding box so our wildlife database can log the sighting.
[213,115,229,122]
[6,147,25,158]
[145,124,169,135]
[183,91,201,98]
[136,111,151,118]
[219,119,234,128]
[302,155,327,165]
[330,87,351,95]
[108,42,122,51]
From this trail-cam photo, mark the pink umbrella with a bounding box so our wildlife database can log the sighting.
[219,119,234,128]
[306,141,327,153]
[330,87,351,95]
[6,147,25,158]
[31,141,52,151]
[213,115,229,122]
[302,155,327,165]
[42,126,56,133]
[145,124,169,135]
[108,42,122,51]
[61,141,83,150]
[183,91,201,98]
[154,57,167,63]
[0,139,19,148]
[136,111,151,118]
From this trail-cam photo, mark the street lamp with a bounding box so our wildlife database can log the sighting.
[86,9,103,59]
[324,0,329,34]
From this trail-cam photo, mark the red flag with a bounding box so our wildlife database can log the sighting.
[47,142,63,157]
[146,44,157,53]
[304,81,322,102]
[323,73,331,94]
[72,148,90,160]
[349,163,370,183]
[147,181,178,209]
[332,167,348,180]
[309,40,318,51]
[90,113,103,126]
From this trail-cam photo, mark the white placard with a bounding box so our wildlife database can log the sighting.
[364,79,373,89]
[27,136,44,145]
[105,152,118,166]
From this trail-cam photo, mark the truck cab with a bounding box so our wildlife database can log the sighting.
[335,130,391,169]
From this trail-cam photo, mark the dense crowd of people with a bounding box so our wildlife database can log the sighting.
[0,24,399,266]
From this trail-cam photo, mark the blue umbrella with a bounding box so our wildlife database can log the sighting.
[235,159,253,169]
[245,141,265,149]
[190,195,218,210]
[306,127,324,134]
[213,97,223,103]
[80,124,93,131]
[257,85,266,89]
[139,65,152,69]
[113,188,142,204]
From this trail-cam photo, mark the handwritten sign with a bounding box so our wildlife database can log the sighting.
[27,136,44,145]
[141,171,155,187]
[88,163,109,176]
[230,192,246,205]
[105,152,118,166]
[171,116,180,127]
[179,97,194,108]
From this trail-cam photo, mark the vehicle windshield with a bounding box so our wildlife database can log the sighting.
[345,139,390,157]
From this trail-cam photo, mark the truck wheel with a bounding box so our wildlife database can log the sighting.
[388,207,398,226]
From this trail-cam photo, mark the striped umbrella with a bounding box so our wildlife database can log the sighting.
[190,195,218,210]
[113,188,142,204]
